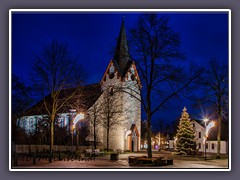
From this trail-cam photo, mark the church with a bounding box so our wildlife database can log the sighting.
[17,20,142,152]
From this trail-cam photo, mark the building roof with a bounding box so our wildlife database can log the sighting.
[191,119,229,141]
[24,83,102,116]
[191,119,205,128]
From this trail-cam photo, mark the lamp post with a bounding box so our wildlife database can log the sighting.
[203,118,208,161]
[69,109,76,152]
[72,112,85,151]
[203,118,215,161]
[72,125,75,151]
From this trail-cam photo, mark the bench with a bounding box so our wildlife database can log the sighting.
[94,149,104,156]
[128,156,174,166]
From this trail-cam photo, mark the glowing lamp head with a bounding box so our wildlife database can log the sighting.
[203,118,209,123]
[73,113,85,126]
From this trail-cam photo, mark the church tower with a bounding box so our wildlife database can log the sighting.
[99,19,141,151]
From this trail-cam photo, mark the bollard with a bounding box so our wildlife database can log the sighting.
[58,151,62,161]
[49,151,53,163]
[110,153,119,161]
[33,152,36,165]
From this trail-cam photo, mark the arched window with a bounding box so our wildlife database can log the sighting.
[109,65,115,74]
[130,66,135,74]
[109,87,113,96]
[109,65,115,79]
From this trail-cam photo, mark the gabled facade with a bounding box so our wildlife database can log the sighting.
[191,120,228,154]
[191,120,206,152]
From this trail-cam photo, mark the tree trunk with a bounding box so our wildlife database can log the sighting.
[147,89,152,158]
[107,128,109,151]
[147,112,152,158]
[94,118,96,149]
[216,114,222,159]
[49,119,54,163]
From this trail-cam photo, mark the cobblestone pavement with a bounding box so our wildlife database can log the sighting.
[11,151,229,170]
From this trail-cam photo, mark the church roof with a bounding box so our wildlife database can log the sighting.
[24,83,102,116]
[112,18,133,78]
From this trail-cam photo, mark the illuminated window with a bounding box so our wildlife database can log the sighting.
[109,65,115,74]
[130,66,135,74]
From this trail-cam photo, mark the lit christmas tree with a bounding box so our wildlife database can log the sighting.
[175,107,196,155]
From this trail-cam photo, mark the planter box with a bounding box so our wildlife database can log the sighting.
[128,156,136,164]
[110,153,119,161]
[128,156,173,166]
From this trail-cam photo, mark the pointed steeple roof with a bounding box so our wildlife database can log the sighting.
[112,18,132,77]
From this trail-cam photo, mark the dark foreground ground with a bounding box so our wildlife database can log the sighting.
[11,150,229,170]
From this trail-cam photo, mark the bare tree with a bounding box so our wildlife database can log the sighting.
[30,40,85,162]
[141,120,148,140]
[202,59,228,159]
[54,123,68,145]
[12,74,33,144]
[99,87,123,151]
[78,120,90,146]
[129,14,201,158]
[88,103,101,149]
[12,74,33,118]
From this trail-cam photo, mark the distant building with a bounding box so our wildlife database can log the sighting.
[17,19,141,151]
[191,119,228,154]
[141,132,170,151]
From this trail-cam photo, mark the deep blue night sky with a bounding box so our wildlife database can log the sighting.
[11,11,229,128]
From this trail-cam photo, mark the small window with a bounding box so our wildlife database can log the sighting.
[199,132,201,138]
[192,123,195,127]
[109,87,113,96]
[109,73,114,79]
[131,75,135,81]
[212,143,214,150]
[130,66,135,74]
[109,65,115,74]
[206,143,208,149]
[198,143,201,149]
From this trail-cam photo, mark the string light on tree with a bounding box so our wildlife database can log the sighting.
[175,107,196,155]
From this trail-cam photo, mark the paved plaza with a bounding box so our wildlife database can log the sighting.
[11,151,229,170]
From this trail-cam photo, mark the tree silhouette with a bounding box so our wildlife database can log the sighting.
[29,40,85,162]
[12,74,33,144]
[201,59,228,159]
[99,86,122,151]
[129,14,200,158]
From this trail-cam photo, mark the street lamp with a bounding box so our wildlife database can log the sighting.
[69,109,76,152]
[72,112,85,151]
[203,118,215,161]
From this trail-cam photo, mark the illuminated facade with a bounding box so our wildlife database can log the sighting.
[87,19,141,151]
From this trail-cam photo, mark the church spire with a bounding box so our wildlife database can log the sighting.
[113,18,131,75]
